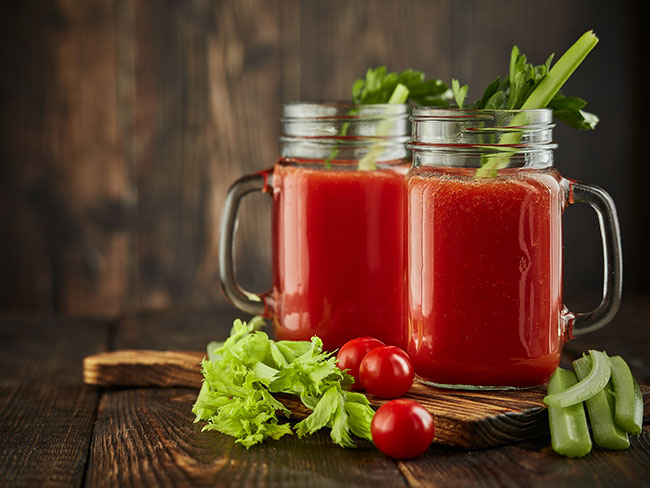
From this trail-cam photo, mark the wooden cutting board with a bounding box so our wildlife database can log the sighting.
[83,350,650,449]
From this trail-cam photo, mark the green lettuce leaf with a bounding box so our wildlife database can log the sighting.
[193,317,375,449]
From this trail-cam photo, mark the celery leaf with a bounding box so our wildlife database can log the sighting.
[352,66,451,105]
[193,317,375,449]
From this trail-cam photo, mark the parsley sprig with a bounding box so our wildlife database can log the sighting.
[193,318,375,449]
[352,66,452,106]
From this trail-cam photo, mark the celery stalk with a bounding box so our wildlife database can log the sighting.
[609,355,644,435]
[574,356,630,450]
[547,368,592,457]
[357,83,409,171]
[387,83,410,104]
[543,350,611,408]
[521,31,599,110]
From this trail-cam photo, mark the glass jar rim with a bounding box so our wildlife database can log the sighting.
[280,102,409,161]
[282,102,409,122]
[283,101,409,109]
[411,107,553,118]
[408,107,556,169]
[409,106,556,148]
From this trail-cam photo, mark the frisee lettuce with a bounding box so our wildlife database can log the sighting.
[193,318,375,449]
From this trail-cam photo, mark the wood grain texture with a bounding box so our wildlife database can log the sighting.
[397,426,650,488]
[297,0,453,101]
[0,1,134,315]
[82,347,650,449]
[112,306,244,351]
[84,350,204,387]
[0,314,109,486]
[85,387,408,487]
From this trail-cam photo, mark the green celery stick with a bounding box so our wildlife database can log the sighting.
[521,31,599,110]
[544,350,611,408]
[547,368,592,457]
[573,356,630,450]
[357,83,409,171]
[475,31,599,178]
[387,83,410,104]
[609,355,643,435]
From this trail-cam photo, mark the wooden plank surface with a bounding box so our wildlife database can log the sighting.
[0,314,110,487]
[84,350,204,387]
[85,388,409,488]
[397,427,650,488]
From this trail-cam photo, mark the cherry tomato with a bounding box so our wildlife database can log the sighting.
[359,345,414,398]
[371,399,435,459]
[336,337,385,390]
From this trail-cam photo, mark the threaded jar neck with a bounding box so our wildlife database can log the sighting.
[408,108,557,169]
[280,102,409,162]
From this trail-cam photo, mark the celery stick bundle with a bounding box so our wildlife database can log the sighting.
[544,350,643,457]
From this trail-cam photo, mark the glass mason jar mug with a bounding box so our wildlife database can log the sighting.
[219,103,410,351]
[406,108,622,389]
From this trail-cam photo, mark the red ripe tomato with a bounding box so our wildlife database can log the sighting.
[336,337,385,390]
[371,399,435,459]
[359,345,414,398]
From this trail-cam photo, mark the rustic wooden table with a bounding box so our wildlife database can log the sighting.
[2,297,650,487]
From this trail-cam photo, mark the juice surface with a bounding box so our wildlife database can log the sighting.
[272,160,407,350]
[407,167,564,387]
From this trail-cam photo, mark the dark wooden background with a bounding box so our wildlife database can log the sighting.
[1,0,648,317]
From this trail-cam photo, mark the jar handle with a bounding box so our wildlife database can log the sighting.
[218,170,274,315]
[564,180,623,337]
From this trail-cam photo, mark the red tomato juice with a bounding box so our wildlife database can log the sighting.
[271,160,407,351]
[407,167,564,387]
